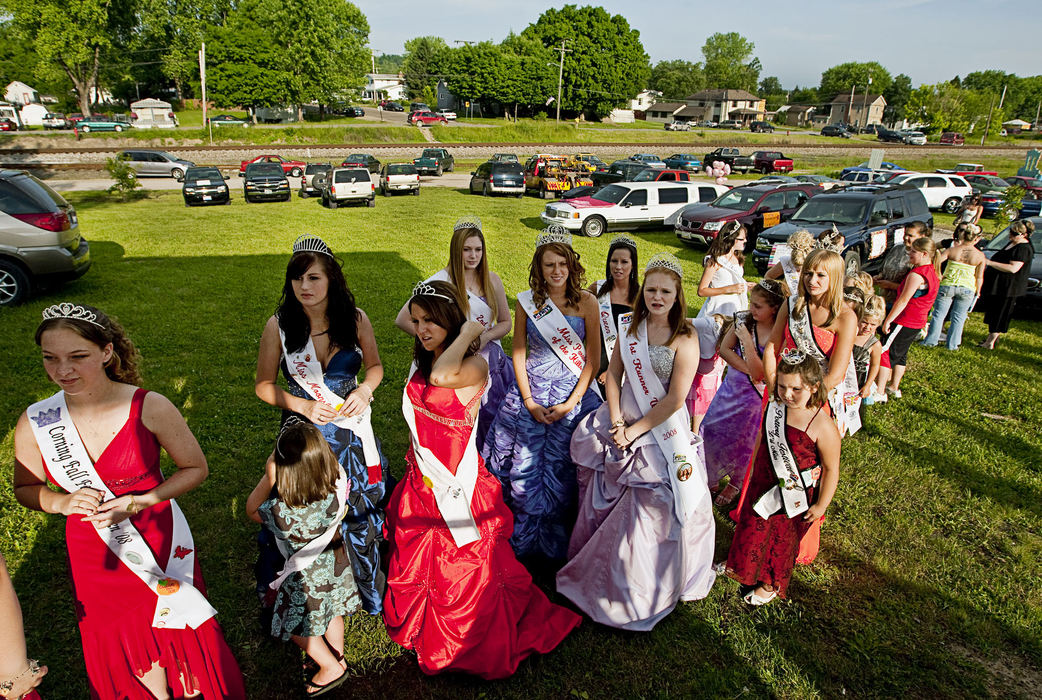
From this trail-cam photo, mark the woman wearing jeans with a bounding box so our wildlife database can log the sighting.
[922,223,986,350]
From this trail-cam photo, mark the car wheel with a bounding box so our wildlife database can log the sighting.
[844,249,861,276]
[435,165,443,176]
[483,183,491,197]
[328,197,338,209]
[224,198,231,205]
[367,197,375,208]
[0,259,30,306]
[81,125,91,133]
[942,197,961,214]
[300,190,308,198]
[447,162,454,172]
[114,125,123,132]
[184,199,193,207]
[244,194,252,203]
[290,167,302,178]
[581,216,606,238]
[172,168,185,182]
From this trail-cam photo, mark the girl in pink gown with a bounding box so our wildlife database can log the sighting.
[13,304,244,699]
[383,281,580,679]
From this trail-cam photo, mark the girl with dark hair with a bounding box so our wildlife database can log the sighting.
[483,232,602,565]
[384,280,580,678]
[394,218,513,450]
[589,235,639,391]
[980,219,1036,349]
[255,235,389,615]
[246,422,359,697]
[697,222,755,319]
[724,351,840,606]
[14,303,244,699]
[559,253,715,630]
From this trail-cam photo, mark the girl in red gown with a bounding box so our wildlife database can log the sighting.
[383,280,580,679]
[13,304,244,699]
[726,352,841,604]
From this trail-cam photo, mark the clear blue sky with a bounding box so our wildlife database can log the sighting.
[356,0,1039,89]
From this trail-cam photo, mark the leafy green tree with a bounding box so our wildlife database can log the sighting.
[0,21,40,87]
[522,5,650,118]
[904,82,1003,135]
[649,60,704,100]
[789,85,818,104]
[138,0,234,102]
[883,73,912,125]
[401,36,450,99]
[818,61,892,101]
[375,53,404,74]
[701,32,760,92]
[207,12,295,115]
[5,0,139,115]
[759,76,782,95]
[499,33,555,115]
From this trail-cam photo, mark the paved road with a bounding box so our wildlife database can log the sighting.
[46,171,477,192]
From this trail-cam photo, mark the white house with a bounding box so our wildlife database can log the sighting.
[19,103,49,126]
[629,90,661,112]
[363,73,406,102]
[5,81,40,106]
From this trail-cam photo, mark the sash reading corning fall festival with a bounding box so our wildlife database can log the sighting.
[27,391,216,630]
[617,313,706,523]
[516,289,586,379]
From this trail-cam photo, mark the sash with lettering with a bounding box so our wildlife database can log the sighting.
[27,391,216,629]
[427,269,499,347]
[786,296,860,436]
[278,329,382,479]
[595,280,621,365]
[753,401,821,520]
[401,364,483,547]
[516,289,586,379]
[269,467,350,593]
[733,311,766,397]
[617,313,706,523]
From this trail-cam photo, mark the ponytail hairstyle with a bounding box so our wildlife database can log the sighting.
[35,304,142,385]
[706,221,746,266]
[787,229,816,268]
[597,238,639,305]
[910,236,943,279]
[953,222,981,243]
[1010,218,1036,239]
[273,421,340,508]
[775,351,828,409]
[794,249,845,326]
[408,280,477,380]
[843,286,866,323]
[448,225,497,323]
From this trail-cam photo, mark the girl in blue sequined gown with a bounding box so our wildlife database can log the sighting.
[482,237,601,563]
[255,236,389,615]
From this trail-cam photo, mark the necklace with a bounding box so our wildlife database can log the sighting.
[311,330,328,337]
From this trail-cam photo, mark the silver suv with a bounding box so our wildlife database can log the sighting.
[322,168,375,208]
[0,170,91,305]
[118,150,195,181]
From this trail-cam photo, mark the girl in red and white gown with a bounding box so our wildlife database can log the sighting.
[383,281,580,679]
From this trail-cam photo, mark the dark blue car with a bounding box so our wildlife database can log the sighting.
[980,192,1042,218]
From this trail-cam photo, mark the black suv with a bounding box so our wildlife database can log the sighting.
[750,120,775,133]
[753,185,933,276]
[876,127,906,143]
[820,124,852,138]
[243,163,290,203]
[591,160,649,186]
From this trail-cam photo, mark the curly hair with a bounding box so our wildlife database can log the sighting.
[35,305,142,385]
[530,242,586,308]
[787,229,816,268]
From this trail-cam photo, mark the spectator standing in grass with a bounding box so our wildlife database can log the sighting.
[979,219,1036,350]
[255,234,389,616]
[956,194,983,231]
[874,221,931,305]
[922,223,986,350]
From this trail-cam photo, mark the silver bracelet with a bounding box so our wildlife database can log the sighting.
[0,658,41,695]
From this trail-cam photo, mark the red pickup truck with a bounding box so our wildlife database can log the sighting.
[239,154,306,177]
[752,151,794,174]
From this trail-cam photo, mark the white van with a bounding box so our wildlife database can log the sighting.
[541,181,729,237]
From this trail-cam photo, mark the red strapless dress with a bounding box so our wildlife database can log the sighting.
[52,389,244,699]
[730,323,833,564]
[383,372,580,679]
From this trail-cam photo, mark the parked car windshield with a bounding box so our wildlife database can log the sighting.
[185,167,222,180]
[421,150,441,159]
[387,164,416,175]
[334,169,370,183]
[490,163,522,174]
[591,185,629,204]
[305,164,331,174]
[791,198,868,225]
[246,163,284,177]
[711,188,763,211]
[632,169,660,182]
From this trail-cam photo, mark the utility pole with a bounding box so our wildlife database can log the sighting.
[861,75,872,129]
[981,93,996,147]
[198,42,211,145]
[554,39,572,123]
[847,83,855,125]
[1035,100,1040,131]
[998,84,1007,109]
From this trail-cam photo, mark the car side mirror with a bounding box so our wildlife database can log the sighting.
[471,171,475,175]
[757,205,769,213]
[223,174,229,180]
[623,202,631,208]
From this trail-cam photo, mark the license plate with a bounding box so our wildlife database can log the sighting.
[202,195,211,201]
[263,189,272,194]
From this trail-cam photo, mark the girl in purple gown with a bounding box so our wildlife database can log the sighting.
[702,279,786,507]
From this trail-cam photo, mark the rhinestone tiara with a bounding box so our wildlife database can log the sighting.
[536,224,572,248]
[42,302,104,328]
[276,415,309,459]
[610,234,637,248]
[779,348,807,365]
[411,281,456,303]
[453,216,482,233]
[644,252,683,278]
[757,279,784,296]
[292,234,333,258]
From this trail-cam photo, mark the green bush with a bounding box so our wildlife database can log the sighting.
[104,157,143,201]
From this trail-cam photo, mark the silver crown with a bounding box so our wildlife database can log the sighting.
[292,234,333,258]
[42,303,104,328]
[610,234,637,248]
[843,291,863,303]
[780,348,807,365]
[816,224,843,253]
[411,281,456,302]
[276,416,310,459]
[757,279,784,296]
[645,252,683,278]
[453,216,482,233]
[536,224,572,248]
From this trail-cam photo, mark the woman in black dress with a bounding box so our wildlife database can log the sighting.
[980,219,1035,349]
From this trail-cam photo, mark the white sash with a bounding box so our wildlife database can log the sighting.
[617,314,706,523]
[595,281,621,366]
[516,289,586,379]
[278,329,381,470]
[786,297,859,436]
[401,365,482,547]
[754,401,821,519]
[269,467,350,592]
[781,256,800,294]
[27,392,216,629]
[733,313,766,397]
[427,269,500,347]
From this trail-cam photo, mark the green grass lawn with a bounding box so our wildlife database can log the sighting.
[1,188,1040,698]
